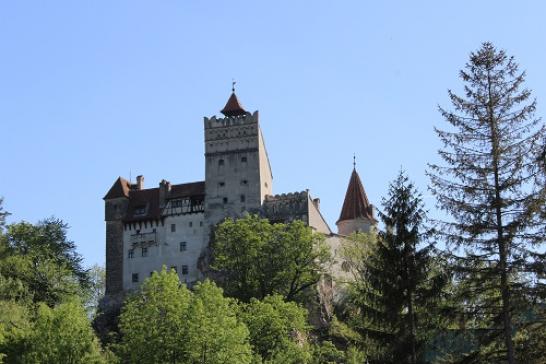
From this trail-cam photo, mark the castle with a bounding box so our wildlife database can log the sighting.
[103,89,376,295]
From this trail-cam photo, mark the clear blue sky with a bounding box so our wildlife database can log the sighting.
[1,1,545,267]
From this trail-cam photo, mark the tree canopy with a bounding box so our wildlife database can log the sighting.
[211,215,331,302]
[118,268,252,364]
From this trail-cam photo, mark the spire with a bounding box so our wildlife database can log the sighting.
[337,166,374,223]
[220,80,247,117]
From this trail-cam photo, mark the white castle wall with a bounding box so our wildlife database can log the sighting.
[122,212,206,290]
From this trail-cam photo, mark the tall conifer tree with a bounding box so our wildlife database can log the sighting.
[349,172,442,363]
[428,42,546,363]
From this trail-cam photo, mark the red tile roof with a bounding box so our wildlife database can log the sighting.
[103,177,130,200]
[337,169,375,223]
[221,92,247,117]
[123,181,205,222]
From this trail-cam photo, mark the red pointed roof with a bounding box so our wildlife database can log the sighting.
[104,177,130,200]
[337,168,375,223]
[221,92,247,117]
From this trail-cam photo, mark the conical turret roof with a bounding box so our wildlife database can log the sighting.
[221,92,247,117]
[337,168,375,223]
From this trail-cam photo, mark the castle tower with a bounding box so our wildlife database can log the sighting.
[103,177,131,295]
[336,165,376,235]
[203,89,273,226]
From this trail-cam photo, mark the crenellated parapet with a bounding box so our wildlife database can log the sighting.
[204,110,258,129]
[262,191,309,224]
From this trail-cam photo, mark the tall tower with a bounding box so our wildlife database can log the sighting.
[336,165,376,235]
[203,89,273,226]
[103,177,130,295]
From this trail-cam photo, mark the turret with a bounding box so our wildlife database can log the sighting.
[104,177,130,295]
[336,165,376,235]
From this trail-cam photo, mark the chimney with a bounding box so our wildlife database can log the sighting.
[159,179,172,208]
[136,175,144,190]
[313,198,320,210]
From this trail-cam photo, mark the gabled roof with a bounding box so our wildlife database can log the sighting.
[104,177,130,200]
[337,169,375,223]
[221,92,247,117]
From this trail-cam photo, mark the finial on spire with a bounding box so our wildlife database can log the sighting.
[353,153,356,169]
[221,81,247,117]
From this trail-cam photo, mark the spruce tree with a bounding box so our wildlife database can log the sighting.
[428,42,546,363]
[348,171,443,363]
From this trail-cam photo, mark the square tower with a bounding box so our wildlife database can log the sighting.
[203,92,273,226]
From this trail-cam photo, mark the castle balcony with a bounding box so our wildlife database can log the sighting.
[129,231,157,247]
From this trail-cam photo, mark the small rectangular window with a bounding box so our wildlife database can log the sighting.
[171,224,176,232]
[180,242,187,251]
[132,273,139,283]
[182,265,189,275]
[240,195,245,203]
[200,221,203,227]
[241,156,247,163]
[189,221,193,227]
[219,182,225,187]
[128,250,134,259]
[134,205,146,216]
[223,197,228,204]
[141,247,148,257]
[241,179,248,186]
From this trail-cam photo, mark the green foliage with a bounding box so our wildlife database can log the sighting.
[212,214,331,302]
[312,341,345,364]
[118,268,252,364]
[185,280,252,364]
[0,219,89,306]
[0,199,9,233]
[428,42,546,363]
[345,172,445,363]
[22,299,105,364]
[85,264,105,318]
[118,268,191,363]
[0,300,32,363]
[327,316,362,346]
[240,294,310,363]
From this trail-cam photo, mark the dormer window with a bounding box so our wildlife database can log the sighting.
[134,205,146,216]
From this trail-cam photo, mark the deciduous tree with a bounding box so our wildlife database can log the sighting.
[240,294,310,363]
[211,215,331,302]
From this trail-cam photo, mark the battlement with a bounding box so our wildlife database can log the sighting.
[262,191,309,224]
[204,110,259,130]
[264,191,308,202]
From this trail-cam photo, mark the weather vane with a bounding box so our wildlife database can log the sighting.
[232,79,236,93]
[353,153,356,169]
